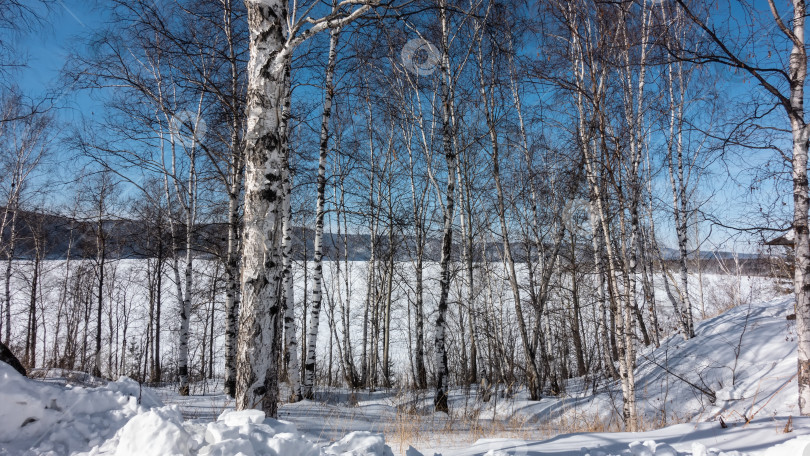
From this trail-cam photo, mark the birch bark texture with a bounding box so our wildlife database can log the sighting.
[433,0,456,413]
[237,0,375,416]
[223,0,245,399]
[236,0,288,416]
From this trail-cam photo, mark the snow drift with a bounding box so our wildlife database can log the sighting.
[0,362,393,455]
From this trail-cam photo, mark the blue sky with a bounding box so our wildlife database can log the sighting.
[16,1,105,119]
[8,0,797,253]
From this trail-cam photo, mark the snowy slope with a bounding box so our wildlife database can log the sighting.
[413,295,809,454]
[634,295,798,422]
[475,295,800,429]
[0,365,161,455]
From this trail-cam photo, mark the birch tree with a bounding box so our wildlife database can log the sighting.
[66,0,235,393]
[399,80,430,389]
[0,93,50,346]
[82,170,117,379]
[661,2,696,339]
[546,0,650,429]
[236,0,375,417]
[302,13,342,401]
[672,0,810,415]
[473,10,545,399]
[206,0,248,400]
[279,59,300,401]
[432,0,458,413]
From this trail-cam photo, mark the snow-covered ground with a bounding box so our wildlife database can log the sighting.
[3,294,810,455]
[0,363,393,456]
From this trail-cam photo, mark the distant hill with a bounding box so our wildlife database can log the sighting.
[0,208,789,277]
[0,207,459,262]
[0,208,384,261]
[658,246,763,261]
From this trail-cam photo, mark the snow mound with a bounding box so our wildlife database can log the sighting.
[196,409,320,456]
[112,407,191,456]
[105,375,163,408]
[324,431,394,456]
[632,296,800,421]
[0,361,151,455]
[504,296,801,426]
[761,434,810,456]
[579,440,740,456]
[93,406,322,456]
[0,361,395,455]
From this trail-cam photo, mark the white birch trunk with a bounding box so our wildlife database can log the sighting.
[278,56,301,402]
[175,111,199,397]
[224,179,241,397]
[786,0,810,415]
[662,3,694,339]
[236,0,372,415]
[674,0,810,415]
[568,3,637,427]
[236,0,288,416]
[476,41,541,399]
[179,196,194,396]
[337,177,359,386]
[434,0,454,413]
[223,0,244,399]
[281,160,301,400]
[301,22,340,400]
[405,132,428,389]
[3,204,17,347]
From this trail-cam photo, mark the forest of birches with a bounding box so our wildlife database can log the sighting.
[0,0,804,429]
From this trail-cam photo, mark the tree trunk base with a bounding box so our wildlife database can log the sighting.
[224,380,236,398]
[434,389,449,413]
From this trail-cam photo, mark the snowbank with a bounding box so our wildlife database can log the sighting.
[0,361,148,455]
[0,362,394,455]
[324,431,395,456]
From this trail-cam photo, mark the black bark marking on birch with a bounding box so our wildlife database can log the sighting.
[261,188,277,201]
[247,276,268,291]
